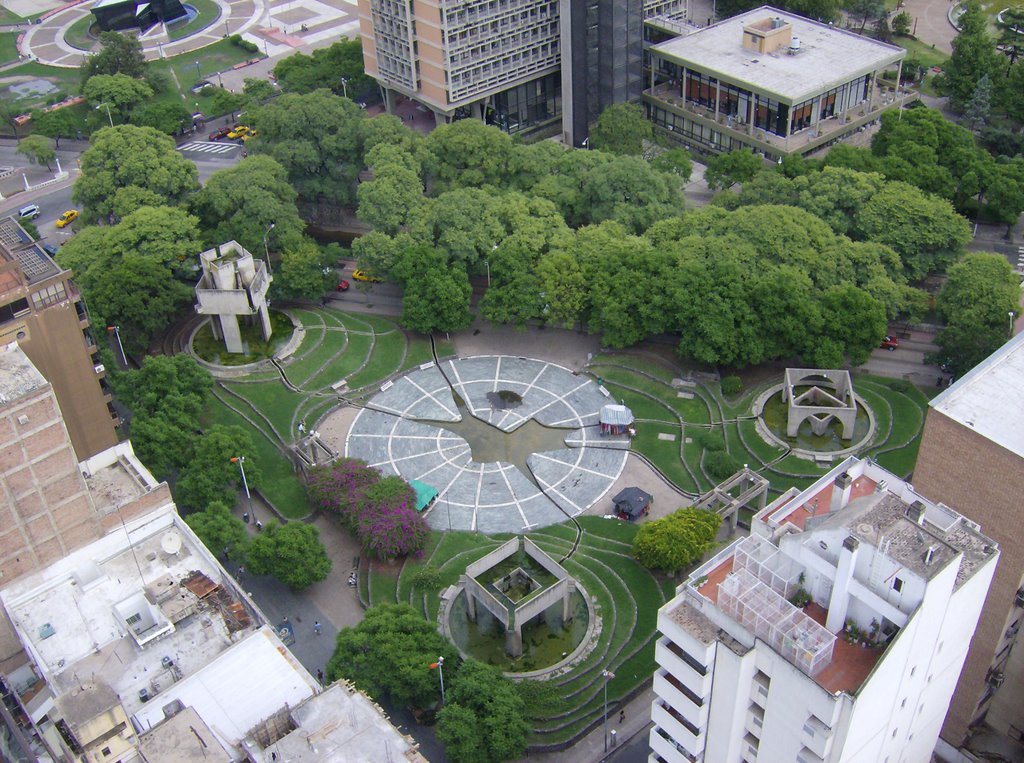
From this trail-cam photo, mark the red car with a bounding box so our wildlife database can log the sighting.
[880,335,899,351]
[336,279,350,291]
[209,127,232,141]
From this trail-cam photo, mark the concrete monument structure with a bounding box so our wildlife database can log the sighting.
[194,242,272,355]
[460,536,576,657]
[783,368,856,440]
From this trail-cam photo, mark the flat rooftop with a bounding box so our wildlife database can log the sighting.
[0,341,47,404]
[928,330,1024,459]
[0,217,61,287]
[262,682,425,762]
[651,5,905,102]
[1,506,261,720]
[138,706,233,763]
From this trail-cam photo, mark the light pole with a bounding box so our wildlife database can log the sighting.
[96,103,113,127]
[195,60,201,80]
[484,259,490,287]
[224,18,230,36]
[263,222,276,274]
[430,656,446,705]
[1010,311,1017,336]
[602,669,615,752]
[106,326,126,368]
[340,77,348,99]
[230,456,253,520]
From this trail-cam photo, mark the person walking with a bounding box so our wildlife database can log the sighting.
[619,709,625,724]
[314,621,322,635]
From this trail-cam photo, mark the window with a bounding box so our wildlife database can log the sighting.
[126,612,142,625]
[102,748,111,757]
[893,577,904,593]
[32,282,68,308]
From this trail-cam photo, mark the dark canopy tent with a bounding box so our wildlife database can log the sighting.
[613,487,652,520]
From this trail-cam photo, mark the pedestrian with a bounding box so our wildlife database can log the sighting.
[314,621,322,635]
[237,566,244,577]
[255,520,263,531]
[619,709,625,724]
[936,376,942,387]
[317,669,324,683]
[243,512,249,524]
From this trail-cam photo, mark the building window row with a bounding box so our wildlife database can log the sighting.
[31,282,68,310]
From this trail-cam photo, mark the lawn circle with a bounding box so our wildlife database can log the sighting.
[753,382,876,459]
[345,356,630,533]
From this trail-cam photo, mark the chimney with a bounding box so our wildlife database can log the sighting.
[829,472,854,513]
[826,535,860,632]
[905,501,926,526]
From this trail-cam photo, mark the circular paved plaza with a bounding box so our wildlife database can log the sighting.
[344,356,629,533]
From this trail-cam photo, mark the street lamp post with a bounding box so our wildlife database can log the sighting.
[96,103,113,128]
[602,669,615,752]
[195,60,201,80]
[230,456,253,520]
[106,326,126,368]
[484,259,490,287]
[430,656,446,705]
[1010,311,1017,336]
[263,222,276,274]
[340,77,348,99]
[224,19,230,36]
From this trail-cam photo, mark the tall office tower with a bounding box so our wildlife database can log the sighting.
[650,456,997,763]
[912,332,1024,749]
[0,216,117,460]
[560,0,687,147]
[357,0,563,134]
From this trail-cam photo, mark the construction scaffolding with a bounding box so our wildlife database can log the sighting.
[719,568,835,676]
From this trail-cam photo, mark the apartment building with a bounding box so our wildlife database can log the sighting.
[643,6,912,158]
[650,456,997,763]
[357,0,687,141]
[912,331,1024,747]
[0,215,117,460]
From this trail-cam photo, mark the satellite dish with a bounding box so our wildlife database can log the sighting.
[160,532,183,555]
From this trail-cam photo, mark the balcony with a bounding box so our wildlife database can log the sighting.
[643,81,919,156]
[650,727,701,763]
[652,701,703,756]
[744,703,764,739]
[743,731,759,763]
[656,641,711,698]
[800,715,834,760]
[750,670,770,706]
[653,671,708,729]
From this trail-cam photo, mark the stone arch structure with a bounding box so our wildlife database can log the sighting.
[783,368,857,440]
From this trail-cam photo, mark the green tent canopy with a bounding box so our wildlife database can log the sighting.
[410,479,438,512]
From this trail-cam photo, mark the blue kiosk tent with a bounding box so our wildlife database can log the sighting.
[410,480,438,512]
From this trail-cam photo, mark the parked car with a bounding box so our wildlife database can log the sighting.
[55,210,79,228]
[190,80,211,94]
[240,129,258,142]
[227,125,250,139]
[41,243,59,257]
[352,269,382,283]
[880,335,899,351]
[336,279,350,291]
[209,127,232,141]
[18,204,40,220]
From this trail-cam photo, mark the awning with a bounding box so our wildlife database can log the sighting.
[410,480,438,512]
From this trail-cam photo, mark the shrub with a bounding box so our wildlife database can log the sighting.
[704,450,741,481]
[694,429,725,452]
[632,508,721,573]
[720,375,742,395]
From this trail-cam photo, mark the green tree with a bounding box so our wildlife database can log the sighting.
[936,252,1020,375]
[581,155,682,233]
[327,603,460,709]
[357,144,425,234]
[650,148,693,182]
[845,0,886,33]
[891,10,912,35]
[996,7,1024,69]
[247,521,332,589]
[31,108,78,148]
[704,149,765,190]
[274,239,332,299]
[272,38,374,97]
[209,88,246,120]
[394,244,473,334]
[113,354,212,419]
[83,73,153,120]
[964,73,992,129]
[80,31,147,87]
[185,501,250,561]
[632,508,721,574]
[249,90,366,204]
[423,119,515,192]
[536,250,586,329]
[74,125,199,223]
[130,101,193,135]
[815,284,888,365]
[242,77,277,102]
[437,661,529,763]
[937,1,1001,111]
[589,103,652,156]
[175,425,260,511]
[16,134,56,171]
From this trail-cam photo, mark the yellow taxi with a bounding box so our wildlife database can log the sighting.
[227,125,250,139]
[55,210,79,228]
[352,269,383,283]
[240,129,258,142]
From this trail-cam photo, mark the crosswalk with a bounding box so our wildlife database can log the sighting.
[178,141,239,155]
[1017,246,1024,275]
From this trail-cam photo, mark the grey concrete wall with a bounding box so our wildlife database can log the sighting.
[461,574,510,628]
[516,578,571,624]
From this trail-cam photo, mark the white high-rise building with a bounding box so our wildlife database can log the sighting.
[649,456,998,763]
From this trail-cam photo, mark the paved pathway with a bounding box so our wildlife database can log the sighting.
[899,0,958,54]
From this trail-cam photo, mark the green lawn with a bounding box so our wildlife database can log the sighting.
[169,38,265,92]
[0,31,18,63]
[167,0,222,41]
[894,35,951,69]
[63,15,98,52]
[0,6,25,24]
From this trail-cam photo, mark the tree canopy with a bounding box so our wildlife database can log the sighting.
[589,103,652,156]
[632,508,721,574]
[272,38,374,98]
[73,125,199,223]
[80,31,147,86]
[247,521,332,589]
